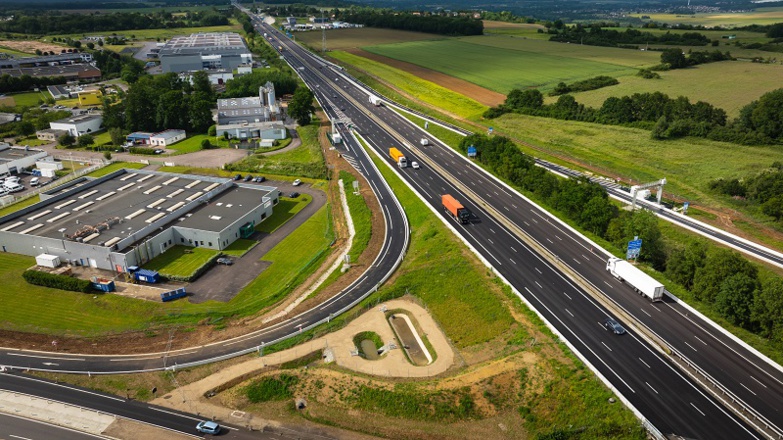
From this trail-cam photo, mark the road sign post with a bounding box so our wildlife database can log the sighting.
[626,237,642,260]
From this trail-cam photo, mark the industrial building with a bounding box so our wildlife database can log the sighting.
[0,143,48,175]
[150,129,186,147]
[0,53,99,80]
[0,168,279,272]
[158,32,252,73]
[48,114,103,138]
[216,81,286,141]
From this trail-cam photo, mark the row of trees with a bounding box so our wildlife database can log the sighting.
[710,162,783,220]
[549,25,710,47]
[660,48,733,70]
[461,133,783,347]
[487,85,783,144]
[342,10,483,36]
[549,76,618,97]
[0,74,67,94]
[0,10,229,35]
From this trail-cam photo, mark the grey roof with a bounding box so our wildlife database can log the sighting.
[158,32,248,57]
[151,129,185,140]
[0,64,100,79]
[52,113,102,125]
[0,146,42,162]
[0,53,84,69]
[177,185,273,231]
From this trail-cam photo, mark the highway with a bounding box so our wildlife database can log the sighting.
[0,413,103,440]
[253,12,782,439]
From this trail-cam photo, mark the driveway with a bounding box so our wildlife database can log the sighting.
[187,179,327,303]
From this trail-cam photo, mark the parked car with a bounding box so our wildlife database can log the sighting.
[292,179,302,186]
[196,420,221,434]
[30,177,39,186]
[244,175,253,182]
[288,191,300,198]
[216,257,233,266]
[233,174,242,181]
[603,317,626,335]
[257,176,266,182]
[153,149,164,154]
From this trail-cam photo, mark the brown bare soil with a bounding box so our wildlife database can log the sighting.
[0,39,64,55]
[0,109,386,355]
[345,48,506,108]
[482,20,546,30]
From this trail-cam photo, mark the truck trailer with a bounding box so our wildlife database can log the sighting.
[442,194,470,224]
[369,95,382,106]
[389,147,408,168]
[606,257,665,302]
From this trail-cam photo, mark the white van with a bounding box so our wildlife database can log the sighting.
[3,182,23,193]
[30,177,39,186]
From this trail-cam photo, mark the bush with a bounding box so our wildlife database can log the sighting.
[22,270,93,293]
[129,147,158,155]
[637,68,661,79]
[244,374,299,402]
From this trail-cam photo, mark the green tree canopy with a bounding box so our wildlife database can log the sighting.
[287,87,315,126]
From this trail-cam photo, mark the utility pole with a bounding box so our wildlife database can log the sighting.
[321,9,326,54]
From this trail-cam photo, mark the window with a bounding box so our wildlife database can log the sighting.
[168,239,172,245]
[261,213,266,220]
[189,239,193,244]
[208,242,212,247]
[181,238,184,243]
[200,241,204,245]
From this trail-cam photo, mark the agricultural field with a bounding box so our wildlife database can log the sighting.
[482,20,549,39]
[0,39,63,56]
[630,7,783,27]
[51,22,240,41]
[296,27,443,51]
[547,61,783,118]
[363,35,658,94]
[65,5,219,14]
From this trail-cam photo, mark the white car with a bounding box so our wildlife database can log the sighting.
[411,162,420,170]
[292,179,302,186]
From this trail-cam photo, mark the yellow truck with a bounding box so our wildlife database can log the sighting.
[389,147,408,168]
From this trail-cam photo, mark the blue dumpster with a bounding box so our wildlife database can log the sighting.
[160,287,187,302]
[133,269,160,284]
[91,278,115,292]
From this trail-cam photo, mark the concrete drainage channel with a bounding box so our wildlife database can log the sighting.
[388,313,432,366]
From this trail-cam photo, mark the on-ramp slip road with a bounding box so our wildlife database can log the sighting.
[258,17,780,439]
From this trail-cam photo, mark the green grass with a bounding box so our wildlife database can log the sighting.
[14,136,50,147]
[295,27,443,51]
[221,239,258,257]
[0,45,35,57]
[482,21,549,39]
[229,121,326,179]
[255,197,311,233]
[352,330,384,350]
[91,131,113,146]
[549,61,783,119]
[53,24,241,41]
[9,91,49,107]
[143,246,219,278]
[329,51,488,120]
[165,134,230,154]
[86,162,147,178]
[629,7,783,27]
[0,195,40,218]
[340,171,373,262]
[363,36,659,94]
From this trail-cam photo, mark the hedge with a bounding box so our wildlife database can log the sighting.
[129,147,158,155]
[22,270,93,293]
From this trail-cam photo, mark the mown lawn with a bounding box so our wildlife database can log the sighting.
[340,171,372,262]
[329,51,487,120]
[222,238,258,257]
[87,162,147,178]
[143,246,218,278]
[230,121,326,178]
[363,36,657,94]
[256,197,311,233]
[9,91,48,107]
[166,134,229,154]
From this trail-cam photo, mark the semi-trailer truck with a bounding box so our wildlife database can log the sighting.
[389,147,408,168]
[606,257,665,302]
[369,95,382,106]
[442,194,470,224]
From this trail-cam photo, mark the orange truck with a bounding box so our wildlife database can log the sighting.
[389,147,408,168]
[442,194,470,224]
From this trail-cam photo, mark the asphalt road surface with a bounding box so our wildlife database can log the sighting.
[0,413,104,440]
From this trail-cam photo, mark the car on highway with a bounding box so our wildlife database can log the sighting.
[288,191,300,198]
[196,420,221,434]
[216,257,233,266]
[603,317,626,335]
[292,179,301,186]
[411,161,420,170]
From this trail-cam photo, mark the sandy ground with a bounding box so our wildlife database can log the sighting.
[346,48,506,108]
[0,40,64,55]
[152,299,454,426]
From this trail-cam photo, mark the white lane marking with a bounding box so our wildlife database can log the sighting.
[535,281,543,289]
[512,204,518,209]
[510,259,516,265]
[7,375,126,402]
[601,341,612,351]
[739,383,757,396]
[749,376,768,388]
[488,239,494,245]
[11,435,34,440]
[694,335,708,346]
[582,254,590,260]
[639,358,651,369]
[534,267,542,274]
[523,221,530,226]
[531,218,538,224]
[572,258,581,265]
[565,309,574,317]
[603,281,613,288]
[562,291,572,300]
[510,247,517,253]
[690,402,706,417]
[490,228,496,234]
[646,382,659,394]
[504,206,509,211]
[546,238,553,244]
[6,353,85,361]
[640,308,651,318]
[684,341,698,352]
[463,228,501,265]
[555,235,562,240]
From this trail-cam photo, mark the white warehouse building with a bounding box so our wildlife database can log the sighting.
[49,114,103,138]
[150,129,186,147]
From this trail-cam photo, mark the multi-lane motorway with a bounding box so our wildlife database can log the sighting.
[252,12,783,439]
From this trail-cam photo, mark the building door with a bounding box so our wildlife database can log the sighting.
[89,258,97,268]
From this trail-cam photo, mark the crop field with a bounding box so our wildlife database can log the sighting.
[363,36,658,93]
[630,7,783,27]
[296,27,441,51]
[482,20,549,39]
[329,51,488,119]
[144,246,218,278]
[547,61,783,118]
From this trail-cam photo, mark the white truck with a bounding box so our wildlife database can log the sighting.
[606,257,664,302]
[369,95,382,106]
[419,138,429,146]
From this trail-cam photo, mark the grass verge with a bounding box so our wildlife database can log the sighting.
[143,246,219,279]
[256,196,311,233]
[340,171,372,262]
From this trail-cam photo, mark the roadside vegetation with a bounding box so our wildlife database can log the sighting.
[340,171,373,262]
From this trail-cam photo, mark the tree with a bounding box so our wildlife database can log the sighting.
[77,133,94,147]
[753,277,783,340]
[103,151,112,161]
[661,48,687,69]
[505,88,543,110]
[58,133,75,148]
[715,274,758,328]
[287,87,315,126]
[666,241,706,290]
[86,42,95,50]
[693,248,758,303]
[109,127,125,146]
[18,121,35,136]
[201,139,213,149]
[606,210,666,270]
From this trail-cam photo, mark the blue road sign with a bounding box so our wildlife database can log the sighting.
[467,145,477,157]
[627,237,642,260]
